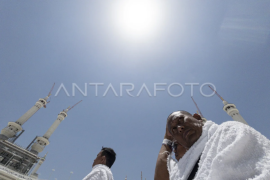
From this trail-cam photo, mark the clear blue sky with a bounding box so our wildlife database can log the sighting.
[0,0,270,180]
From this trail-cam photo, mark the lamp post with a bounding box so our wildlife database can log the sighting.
[68,171,73,180]
[48,169,55,179]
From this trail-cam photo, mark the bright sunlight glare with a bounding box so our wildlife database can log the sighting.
[111,0,165,41]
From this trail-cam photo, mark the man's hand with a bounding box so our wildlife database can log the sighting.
[164,124,173,141]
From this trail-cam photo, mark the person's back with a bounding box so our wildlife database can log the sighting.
[83,147,116,180]
[83,164,114,180]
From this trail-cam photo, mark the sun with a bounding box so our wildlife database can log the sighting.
[110,0,165,41]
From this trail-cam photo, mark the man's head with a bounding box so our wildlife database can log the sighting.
[167,111,203,149]
[92,147,116,168]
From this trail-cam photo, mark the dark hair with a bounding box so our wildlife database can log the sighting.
[101,147,116,168]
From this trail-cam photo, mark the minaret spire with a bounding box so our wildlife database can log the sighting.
[48,83,55,97]
[191,97,204,118]
[208,85,224,101]
[191,97,207,123]
[67,100,82,111]
[30,101,82,155]
[208,86,248,125]
[0,83,55,140]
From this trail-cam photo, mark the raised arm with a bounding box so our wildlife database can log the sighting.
[154,125,173,180]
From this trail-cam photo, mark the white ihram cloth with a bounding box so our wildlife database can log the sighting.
[167,121,270,180]
[82,164,114,180]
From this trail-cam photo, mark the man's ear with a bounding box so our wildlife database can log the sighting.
[193,113,202,120]
[101,156,106,165]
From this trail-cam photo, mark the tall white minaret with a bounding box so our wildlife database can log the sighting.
[30,107,69,154]
[30,153,48,177]
[30,100,82,155]
[208,86,248,125]
[0,84,55,140]
[222,100,247,124]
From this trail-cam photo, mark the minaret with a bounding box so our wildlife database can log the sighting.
[208,86,248,125]
[30,100,82,155]
[191,97,207,123]
[125,176,127,180]
[0,84,55,140]
[30,152,48,178]
[30,107,69,154]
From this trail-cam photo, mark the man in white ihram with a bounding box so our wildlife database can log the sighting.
[154,110,270,180]
[83,147,116,180]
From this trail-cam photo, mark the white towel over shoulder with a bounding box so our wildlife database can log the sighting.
[167,121,270,180]
[82,164,114,180]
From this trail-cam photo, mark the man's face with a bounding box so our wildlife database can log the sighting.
[92,151,105,167]
[168,111,203,149]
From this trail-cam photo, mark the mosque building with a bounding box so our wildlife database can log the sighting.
[0,84,81,180]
